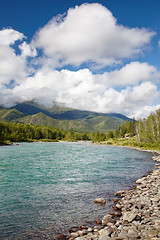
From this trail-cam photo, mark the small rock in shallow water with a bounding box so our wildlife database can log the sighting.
[55,235,67,240]
[95,219,102,224]
[69,227,78,233]
[102,215,116,226]
[78,226,88,230]
[94,198,106,204]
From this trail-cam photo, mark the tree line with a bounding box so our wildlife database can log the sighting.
[112,109,160,145]
[0,122,90,143]
[0,121,113,143]
[0,109,160,145]
[109,109,160,149]
[136,109,160,144]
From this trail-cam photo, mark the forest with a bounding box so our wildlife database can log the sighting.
[0,121,107,143]
[0,122,90,143]
[109,109,160,150]
[0,109,160,149]
[112,109,160,142]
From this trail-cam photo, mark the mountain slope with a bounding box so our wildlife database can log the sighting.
[11,101,131,120]
[18,112,125,133]
[0,101,132,133]
[0,108,25,122]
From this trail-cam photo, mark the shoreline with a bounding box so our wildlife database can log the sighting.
[64,148,160,240]
[1,141,159,239]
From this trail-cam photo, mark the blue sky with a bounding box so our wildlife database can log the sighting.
[0,0,160,118]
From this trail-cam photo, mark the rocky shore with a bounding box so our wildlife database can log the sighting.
[66,153,160,240]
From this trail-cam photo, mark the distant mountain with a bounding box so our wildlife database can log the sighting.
[0,108,25,122]
[0,101,132,133]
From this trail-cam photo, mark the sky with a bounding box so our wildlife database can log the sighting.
[0,0,160,119]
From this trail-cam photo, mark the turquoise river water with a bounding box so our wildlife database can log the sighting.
[0,142,154,239]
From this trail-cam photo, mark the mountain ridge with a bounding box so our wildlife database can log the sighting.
[0,101,132,133]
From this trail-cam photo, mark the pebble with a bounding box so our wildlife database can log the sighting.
[94,198,106,204]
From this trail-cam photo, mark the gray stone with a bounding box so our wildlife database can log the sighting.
[136,177,146,184]
[78,231,84,236]
[127,229,139,238]
[88,228,93,232]
[151,197,159,202]
[115,204,123,209]
[94,226,102,231]
[75,237,86,240]
[117,230,128,239]
[123,212,138,223]
[98,235,110,240]
[102,215,116,227]
[71,232,79,238]
[99,227,113,236]
[94,198,106,204]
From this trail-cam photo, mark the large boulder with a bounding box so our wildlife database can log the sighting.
[123,212,138,223]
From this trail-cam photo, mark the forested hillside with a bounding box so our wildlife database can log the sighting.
[0,101,131,133]
[0,108,160,149]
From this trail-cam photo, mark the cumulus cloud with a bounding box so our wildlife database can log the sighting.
[12,68,98,107]
[19,41,37,57]
[32,3,155,68]
[92,82,159,118]
[0,4,159,120]
[0,28,25,46]
[10,64,160,118]
[0,28,37,86]
[0,83,22,107]
[0,29,27,85]
[96,62,158,87]
[133,104,160,119]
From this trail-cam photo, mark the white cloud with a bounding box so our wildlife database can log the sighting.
[130,81,158,103]
[133,104,160,119]
[11,65,160,119]
[32,3,155,68]
[0,5,159,120]
[12,68,98,107]
[0,28,37,86]
[0,83,21,107]
[0,28,25,46]
[92,82,159,117]
[96,62,158,87]
[19,41,37,57]
[0,44,28,85]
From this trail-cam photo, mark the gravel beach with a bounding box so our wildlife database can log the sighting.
[67,152,160,240]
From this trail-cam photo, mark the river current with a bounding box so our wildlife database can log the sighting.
[0,142,154,239]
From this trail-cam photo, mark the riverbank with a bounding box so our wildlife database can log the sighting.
[66,152,160,240]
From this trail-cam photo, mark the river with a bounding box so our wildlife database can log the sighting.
[0,142,154,239]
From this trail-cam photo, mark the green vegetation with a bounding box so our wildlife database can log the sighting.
[0,108,25,121]
[104,109,160,151]
[0,101,131,133]
[1,102,160,151]
[0,121,91,144]
[0,120,114,144]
